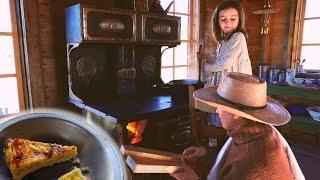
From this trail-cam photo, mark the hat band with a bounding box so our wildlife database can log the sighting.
[216,93,267,110]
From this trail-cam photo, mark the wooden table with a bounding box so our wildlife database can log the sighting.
[267,85,320,146]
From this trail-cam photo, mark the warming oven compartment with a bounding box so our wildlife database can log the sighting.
[84,8,136,42]
[65,4,136,43]
[139,13,181,45]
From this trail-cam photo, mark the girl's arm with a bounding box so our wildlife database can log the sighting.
[208,32,245,72]
[204,52,216,72]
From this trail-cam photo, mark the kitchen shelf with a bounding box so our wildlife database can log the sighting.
[267,85,320,134]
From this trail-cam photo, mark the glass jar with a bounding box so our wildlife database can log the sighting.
[278,70,286,83]
[268,66,280,84]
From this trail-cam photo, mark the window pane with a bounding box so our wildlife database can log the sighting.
[161,47,173,66]
[175,0,189,14]
[0,36,16,74]
[177,15,189,40]
[174,66,188,79]
[0,0,12,32]
[174,43,188,65]
[300,46,320,70]
[305,0,320,18]
[0,77,20,115]
[161,68,173,83]
[302,19,320,44]
[160,0,173,13]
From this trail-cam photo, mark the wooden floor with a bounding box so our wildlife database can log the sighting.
[289,139,320,180]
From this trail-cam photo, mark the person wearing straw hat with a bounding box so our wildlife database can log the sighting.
[170,73,304,180]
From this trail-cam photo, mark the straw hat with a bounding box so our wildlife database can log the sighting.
[193,72,290,126]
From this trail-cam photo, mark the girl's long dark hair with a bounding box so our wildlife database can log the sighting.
[212,0,247,42]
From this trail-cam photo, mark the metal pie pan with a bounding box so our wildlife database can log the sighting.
[0,109,128,180]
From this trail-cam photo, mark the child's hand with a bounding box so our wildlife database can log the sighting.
[196,51,207,60]
[182,146,206,159]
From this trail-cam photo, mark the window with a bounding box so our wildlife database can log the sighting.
[0,0,25,116]
[160,0,199,83]
[297,0,320,70]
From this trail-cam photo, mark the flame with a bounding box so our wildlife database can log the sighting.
[126,120,147,144]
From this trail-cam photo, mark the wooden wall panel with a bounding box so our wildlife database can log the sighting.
[23,0,46,107]
[243,0,265,75]
[39,21,55,57]
[39,2,52,21]
[243,0,291,73]
[270,25,287,44]
[35,1,58,107]
[201,0,221,81]
[288,0,298,68]
[246,25,261,45]
[270,45,285,63]
[273,0,290,23]
[269,0,291,68]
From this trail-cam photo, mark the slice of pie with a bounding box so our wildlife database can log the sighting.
[3,138,78,180]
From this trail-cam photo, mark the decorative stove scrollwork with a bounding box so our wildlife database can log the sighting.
[141,55,156,87]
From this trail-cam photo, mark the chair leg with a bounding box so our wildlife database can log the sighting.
[188,85,199,145]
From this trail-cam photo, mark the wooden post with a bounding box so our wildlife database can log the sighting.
[23,0,46,107]
[188,85,199,145]
[198,44,204,82]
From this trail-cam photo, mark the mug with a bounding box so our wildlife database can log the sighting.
[0,107,8,116]
[296,65,304,73]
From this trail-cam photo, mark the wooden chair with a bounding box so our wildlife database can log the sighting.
[188,85,228,146]
[188,85,228,177]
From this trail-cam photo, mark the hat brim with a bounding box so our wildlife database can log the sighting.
[193,87,290,126]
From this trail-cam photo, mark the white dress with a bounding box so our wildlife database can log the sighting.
[205,32,253,87]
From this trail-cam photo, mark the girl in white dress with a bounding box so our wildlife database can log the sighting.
[199,0,253,128]
[199,0,252,87]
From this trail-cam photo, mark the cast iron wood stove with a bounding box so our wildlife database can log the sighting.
[65,3,202,154]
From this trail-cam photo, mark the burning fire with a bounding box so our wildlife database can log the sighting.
[126,120,147,144]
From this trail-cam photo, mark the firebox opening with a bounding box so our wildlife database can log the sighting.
[126,119,147,144]
[124,113,205,153]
